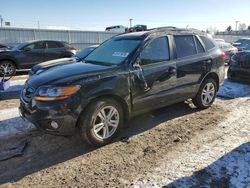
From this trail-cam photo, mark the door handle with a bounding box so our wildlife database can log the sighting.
[168,67,177,74]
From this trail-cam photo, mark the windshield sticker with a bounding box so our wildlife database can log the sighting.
[112,52,129,58]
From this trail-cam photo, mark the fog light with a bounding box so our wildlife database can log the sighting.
[51,121,59,129]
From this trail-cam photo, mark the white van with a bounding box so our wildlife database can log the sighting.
[105,25,126,33]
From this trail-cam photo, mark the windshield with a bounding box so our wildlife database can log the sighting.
[74,47,96,60]
[85,38,141,65]
[12,43,27,50]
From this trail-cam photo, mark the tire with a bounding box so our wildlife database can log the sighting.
[193,78,217,109]
[78,98,123,146]
[0,60,16,76]
[227,68,233,81]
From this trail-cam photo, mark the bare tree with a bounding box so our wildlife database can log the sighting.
[226,25,232,32]
[206,26,218,34]
[239,23,247,31]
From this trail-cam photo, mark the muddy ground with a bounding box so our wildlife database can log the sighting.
[0,88,249,187]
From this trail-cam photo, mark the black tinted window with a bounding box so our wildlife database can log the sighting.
[174,35,196,58]
[200,36,215,50]
[195,36,205,53]
[47,41,60,48]
[140,37,170,65]
[25,42,45,50]
[56,42,64,47]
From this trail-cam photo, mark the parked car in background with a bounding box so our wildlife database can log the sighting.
[233,38,250,51]
[29,45,98,76]
[227,51,250,82]
[105,25,126,33]
[0,40,77,76]
[216,41,238,63]
[0,43,12,51]
[129,25,147,32]
[20,28,225,146]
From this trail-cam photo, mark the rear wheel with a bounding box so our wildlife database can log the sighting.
[78,98,123,146]
[0,60,16,76]
[193,78,217,109]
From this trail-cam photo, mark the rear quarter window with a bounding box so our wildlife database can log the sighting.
[195,36,205,53]
[200,36,215,50]
[47,41,60,48]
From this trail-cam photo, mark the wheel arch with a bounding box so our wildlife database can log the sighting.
[201,72,220,91]
[76,94,131,128]
[0,58,18,69]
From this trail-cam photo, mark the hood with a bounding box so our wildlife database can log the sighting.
[27,61,118,88]
[30,57,78,74]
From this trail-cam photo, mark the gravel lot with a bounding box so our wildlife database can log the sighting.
[0,79,249,187]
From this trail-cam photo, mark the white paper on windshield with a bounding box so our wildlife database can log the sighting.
[112,52,129,58]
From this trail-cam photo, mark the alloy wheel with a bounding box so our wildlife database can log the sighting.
[0,62,15,76]
[201,82,215,106]
[92,106,119,140]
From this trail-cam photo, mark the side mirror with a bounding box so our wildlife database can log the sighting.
[133,55,142,69]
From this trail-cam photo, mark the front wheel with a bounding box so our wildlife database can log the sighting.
[193,78,217,109]
[0,60,16,76]
[78,98,123,146]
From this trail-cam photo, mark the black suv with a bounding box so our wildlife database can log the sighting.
[0,40,76,76]
[20,28,225,146]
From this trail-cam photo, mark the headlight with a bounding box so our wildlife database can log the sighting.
[34,85,80,101]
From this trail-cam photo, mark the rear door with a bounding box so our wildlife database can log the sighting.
[173,35,211,98]
[44,41,64,61]
[131,36,177,113]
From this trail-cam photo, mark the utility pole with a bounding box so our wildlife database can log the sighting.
[129,18,133,28]
[37,21,40,29]
[235,21,239,31]
[0,15,3,27]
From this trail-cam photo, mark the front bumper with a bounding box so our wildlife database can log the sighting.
[19,95,84,136]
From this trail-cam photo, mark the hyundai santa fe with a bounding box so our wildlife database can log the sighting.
[19,28,225,146]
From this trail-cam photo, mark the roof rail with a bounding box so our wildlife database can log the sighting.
[147,26,206,35]
[147,26,178,31]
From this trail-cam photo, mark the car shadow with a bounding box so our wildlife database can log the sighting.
[0,102,199,184]
[164,142,250,188]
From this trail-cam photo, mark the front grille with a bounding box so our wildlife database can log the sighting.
[22,85,35,103]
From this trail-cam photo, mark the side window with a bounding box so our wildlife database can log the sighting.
[200,36,215,50]
[195,36,205,53]
[140,37,170,65]
[47,41,60,48]
[174,35,196,58]
[25,42,45,50]
[56,42,64,48]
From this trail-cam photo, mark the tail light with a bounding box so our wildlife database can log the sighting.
[221,51,226,61]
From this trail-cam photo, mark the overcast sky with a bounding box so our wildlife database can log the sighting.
[1,0,249,31]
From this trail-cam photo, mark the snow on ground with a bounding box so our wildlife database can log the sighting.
[0,107,34,138]
[5,79,25,93]
[217,79,250,99]
[134,98,250,187]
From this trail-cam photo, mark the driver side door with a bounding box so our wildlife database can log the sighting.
[18,41,46,69]
[131,36,177,114]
